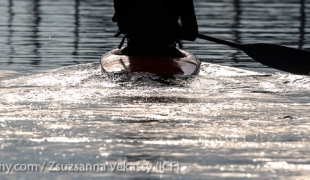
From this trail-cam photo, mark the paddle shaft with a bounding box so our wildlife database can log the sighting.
[197,34,240,49]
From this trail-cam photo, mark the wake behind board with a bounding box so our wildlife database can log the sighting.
[100,49,200,76]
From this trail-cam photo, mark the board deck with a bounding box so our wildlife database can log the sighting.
[100,49,201,76]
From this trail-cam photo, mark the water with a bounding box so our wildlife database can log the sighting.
[1,0,310,179]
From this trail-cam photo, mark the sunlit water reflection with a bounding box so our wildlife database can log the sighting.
[1,0,310,179]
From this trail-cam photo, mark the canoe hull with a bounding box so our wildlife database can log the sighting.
[100,49,200,76]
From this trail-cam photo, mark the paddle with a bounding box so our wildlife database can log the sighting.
[197,34,310,75]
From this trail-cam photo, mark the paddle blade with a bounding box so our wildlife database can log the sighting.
[240,43,310,75]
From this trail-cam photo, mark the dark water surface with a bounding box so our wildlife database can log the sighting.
[1,0,310,71]
[1,1,310,180]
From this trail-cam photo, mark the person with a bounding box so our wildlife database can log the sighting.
[112,0,198,57]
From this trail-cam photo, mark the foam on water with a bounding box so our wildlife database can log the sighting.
[1,63,310,179]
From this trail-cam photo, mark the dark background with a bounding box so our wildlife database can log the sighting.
[0,0,309,71]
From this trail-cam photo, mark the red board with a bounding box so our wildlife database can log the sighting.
[100,49,200,75]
